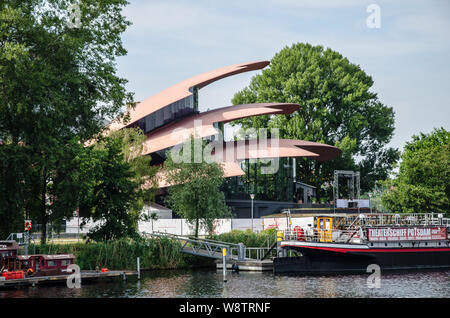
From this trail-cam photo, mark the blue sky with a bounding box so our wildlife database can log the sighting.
[116,0,450,151]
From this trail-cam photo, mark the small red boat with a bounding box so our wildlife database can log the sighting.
[0,240,75,279]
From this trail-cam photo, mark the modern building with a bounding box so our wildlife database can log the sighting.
[107,61,342,218]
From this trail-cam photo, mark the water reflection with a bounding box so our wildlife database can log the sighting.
[0,269,449,298]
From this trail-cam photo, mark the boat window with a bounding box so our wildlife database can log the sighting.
[47,260,57,267]
[61,260,71,266]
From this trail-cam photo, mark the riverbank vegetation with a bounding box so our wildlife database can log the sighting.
[30,238,211,271]
[381,128,449,215]
[208,229,277,247]
[0,0,150,242]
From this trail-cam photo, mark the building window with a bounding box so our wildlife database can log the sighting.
[145,114,154,132]
[163,104,171,123]
[140,96,196,135]
[155,109,164,128]
[138,118,146,133]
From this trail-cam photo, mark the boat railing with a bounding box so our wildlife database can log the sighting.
[228,246,277,261]
[283,228,365,244]
[346,213,450,227]
[282,216,450,244]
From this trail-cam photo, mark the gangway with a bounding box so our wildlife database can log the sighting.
[143,231,276,271]
[143,231,245,261]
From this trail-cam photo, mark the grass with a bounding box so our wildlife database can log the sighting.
[29,237,209,270]
[207,229,277,247]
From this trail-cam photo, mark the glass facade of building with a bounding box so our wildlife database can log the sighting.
[136,87,198,134]
[221,157,296,202]
[137,95,194,134]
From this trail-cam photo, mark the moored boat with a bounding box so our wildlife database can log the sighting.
[274,213,450,274]
[0,240,75,278]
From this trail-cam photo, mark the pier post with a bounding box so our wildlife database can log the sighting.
[237,243,245,261]
[222,248,227,282]
[137,257,141,280]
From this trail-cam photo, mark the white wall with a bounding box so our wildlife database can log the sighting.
[65,218,98,234]
[261,217,314,231]
[138,216,314,236]
[139,218,232,236]
[65,216,315,237]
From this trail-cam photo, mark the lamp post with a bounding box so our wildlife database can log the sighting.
[250,194,255,232]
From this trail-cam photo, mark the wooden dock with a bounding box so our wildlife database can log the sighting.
[0,270,138,288]
[216,259,273,272]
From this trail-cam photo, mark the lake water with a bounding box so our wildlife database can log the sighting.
[1,268,449,298]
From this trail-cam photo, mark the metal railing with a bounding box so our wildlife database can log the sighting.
[283,228,365,244]
[142,231,277,261]
[5,232,35,246]
[144,231,244,260]
[333,213,450,228]
[229,246,277,261]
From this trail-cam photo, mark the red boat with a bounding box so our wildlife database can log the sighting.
[0,240,74,279]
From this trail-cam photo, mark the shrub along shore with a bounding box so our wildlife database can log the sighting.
[28,229,277,270]
[30,237,210,271]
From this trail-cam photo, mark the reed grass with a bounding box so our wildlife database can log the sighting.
[30,237,201,270]
[208,229,277,247]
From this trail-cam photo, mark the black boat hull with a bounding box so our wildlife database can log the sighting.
[274,244,450,274]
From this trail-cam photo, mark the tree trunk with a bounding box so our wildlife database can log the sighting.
[195,218,199,238]
[40,166,47,245]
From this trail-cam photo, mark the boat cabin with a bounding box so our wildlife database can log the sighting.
[301,213,450,244]
[17,254,75,276]
[0,241,19,271]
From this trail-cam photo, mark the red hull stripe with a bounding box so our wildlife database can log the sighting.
[282,245,450,253]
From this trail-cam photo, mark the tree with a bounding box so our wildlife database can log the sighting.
[381,128,449,215]
[0,0,133,243]
[164,137,231,238]
[231,43,399,198]
[82,128,157,241]
[0,143,34,238]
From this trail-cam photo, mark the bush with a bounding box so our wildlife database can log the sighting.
[208,229,277,247]
[30,237,197,270]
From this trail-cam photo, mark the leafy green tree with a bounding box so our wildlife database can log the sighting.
[0,0,133,243]
[381,128,449,215]
[231,43,399,198]
[164,138,231,238]
[0,143,34,238]
[82,128,157,241]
